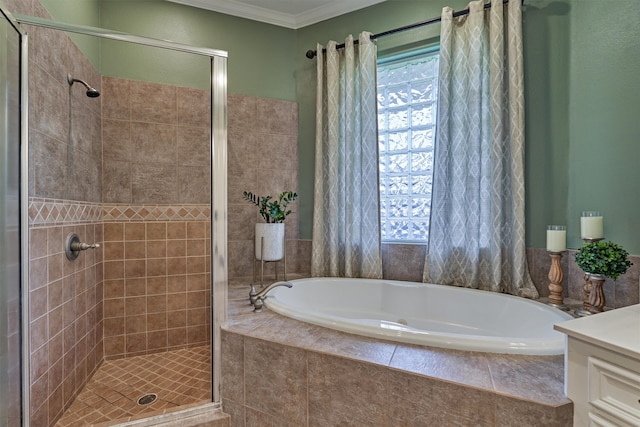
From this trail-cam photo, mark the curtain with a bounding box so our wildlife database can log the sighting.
[424,0,538,298]
[311,32,383,279]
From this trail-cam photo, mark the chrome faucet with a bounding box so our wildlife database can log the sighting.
[249,280,292,312]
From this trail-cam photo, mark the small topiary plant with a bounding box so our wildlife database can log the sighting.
[575,241,633,280]
[243,191,298,223]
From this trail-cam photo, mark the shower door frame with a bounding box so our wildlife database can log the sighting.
[0,6,28,426]
[10,11,228,422]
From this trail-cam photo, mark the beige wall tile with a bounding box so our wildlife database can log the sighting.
[103,160,132,203]
[177,126,210,166]
[125,223,145,240]
[244,338,307,424]
[167,328,187,347]
[125,241,146,259]
[103,223,124,242]
[167,257,187,276]
[102,77,131,121]
[147,277,167,295]
[177,87,210,127]
[147,222,167,240]
[125,332,147,354]
[102,119,132,161]
[131,122,177,164]
[147,258,167,277]
[131,81,176,124]
[124,278,146,297]
[147,241,167,259]
[168,310,187,329]
[124,259,145,278]
[167,222,186,239]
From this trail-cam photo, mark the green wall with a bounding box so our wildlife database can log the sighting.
[522,1,571,254]
[38,0,640,254]
[523,0,639,253]
[295,0,640,254]
[39,0,101,67]
[97,1,296,97]
[44,0,296,98]
[565,1,640,253]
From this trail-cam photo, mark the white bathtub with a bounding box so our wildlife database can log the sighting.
[265,277,573,355]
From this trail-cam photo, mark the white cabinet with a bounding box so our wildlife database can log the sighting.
[555,304,640,427]
[588,356,640,426]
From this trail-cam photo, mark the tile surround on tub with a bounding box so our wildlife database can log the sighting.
[222,276,573,426]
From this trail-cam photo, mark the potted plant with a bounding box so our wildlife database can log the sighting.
[575,241,633,313]
[243,191,298,261]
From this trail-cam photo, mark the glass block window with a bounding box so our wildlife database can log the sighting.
[377,50,439,242]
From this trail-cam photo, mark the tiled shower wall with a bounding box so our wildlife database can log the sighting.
[101,77,211,205]
[100,77,212,358]
[101,215,211,359]
[28,204,104,426]
[23,0,105,423]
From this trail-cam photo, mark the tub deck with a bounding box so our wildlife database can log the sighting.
[221,276,574,426]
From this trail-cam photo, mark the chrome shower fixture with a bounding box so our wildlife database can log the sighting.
[67,74,100,98]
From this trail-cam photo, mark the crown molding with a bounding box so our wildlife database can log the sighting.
[167,0,386,29]
[295,0,386,28]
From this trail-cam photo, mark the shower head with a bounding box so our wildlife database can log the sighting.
[67,74,100,98]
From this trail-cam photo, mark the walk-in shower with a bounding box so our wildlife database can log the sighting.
[1,6,228,426]
[67,74,100,97]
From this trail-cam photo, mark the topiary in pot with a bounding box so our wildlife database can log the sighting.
[575,240,632,280]
[575,240,633,314]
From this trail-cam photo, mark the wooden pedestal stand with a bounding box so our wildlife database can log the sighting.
[575,237,604,317]
[547,251,569,311]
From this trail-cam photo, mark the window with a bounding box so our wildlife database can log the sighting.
[377,49,439,242]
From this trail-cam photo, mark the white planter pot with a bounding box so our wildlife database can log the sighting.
[255,223,285,261]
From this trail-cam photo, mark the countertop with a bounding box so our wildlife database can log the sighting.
[554,303,640,359]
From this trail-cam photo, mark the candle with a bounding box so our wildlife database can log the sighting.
[546,225,566,252]
[580,211,603,239]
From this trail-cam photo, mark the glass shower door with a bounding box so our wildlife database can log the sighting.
[0,8,23,427]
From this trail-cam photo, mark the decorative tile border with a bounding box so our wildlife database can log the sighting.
[29,198,210,225]
[29,198,102,226]
[103,204,210,222]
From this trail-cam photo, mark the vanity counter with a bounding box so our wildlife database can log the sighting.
[554,303,640,360]
[555,304,640,426]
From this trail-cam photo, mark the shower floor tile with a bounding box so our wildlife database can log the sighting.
[55,346,211,426]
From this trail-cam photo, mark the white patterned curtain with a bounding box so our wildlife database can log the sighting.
[311,32,383,279]
[424,0,538,298]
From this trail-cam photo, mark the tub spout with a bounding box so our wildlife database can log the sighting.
[250,281,292,312]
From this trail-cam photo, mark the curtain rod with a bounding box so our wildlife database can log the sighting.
[305,0,512,59]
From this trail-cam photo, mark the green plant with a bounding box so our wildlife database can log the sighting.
[243,190,298,223]
[575,241,633,280]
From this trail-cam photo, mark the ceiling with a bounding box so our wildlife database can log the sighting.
[167,0,387,29]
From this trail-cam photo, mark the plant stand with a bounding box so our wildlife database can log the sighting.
[252,236,286,289]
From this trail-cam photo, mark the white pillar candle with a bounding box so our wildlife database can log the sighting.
[580,211,603,239]
[546,225,566,252]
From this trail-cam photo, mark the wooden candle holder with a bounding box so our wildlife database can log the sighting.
[547,252,568,311]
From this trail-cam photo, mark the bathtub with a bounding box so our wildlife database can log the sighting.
[265,277,573,355]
